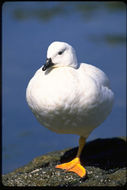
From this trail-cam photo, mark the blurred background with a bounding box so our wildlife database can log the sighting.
[2,2,126,174]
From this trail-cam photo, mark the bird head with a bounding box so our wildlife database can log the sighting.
[42,41,78,71]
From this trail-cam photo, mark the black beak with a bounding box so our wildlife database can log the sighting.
[42,58,54,71]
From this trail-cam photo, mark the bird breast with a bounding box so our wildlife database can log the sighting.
[26,66,113,136]
[26,67,99,114]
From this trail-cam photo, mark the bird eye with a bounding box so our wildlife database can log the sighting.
[58,51,63,55]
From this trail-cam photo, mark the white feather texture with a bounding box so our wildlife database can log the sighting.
[26,41,114,138]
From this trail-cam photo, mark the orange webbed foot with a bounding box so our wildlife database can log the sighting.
[56,157,86,178]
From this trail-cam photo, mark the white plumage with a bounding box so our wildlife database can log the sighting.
[26,41,114,139]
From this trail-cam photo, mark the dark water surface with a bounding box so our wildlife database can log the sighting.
[2,2,126,174]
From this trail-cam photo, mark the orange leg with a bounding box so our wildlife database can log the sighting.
[56,136,86,178]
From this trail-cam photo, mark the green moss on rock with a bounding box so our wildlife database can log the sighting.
[2,137,127,186]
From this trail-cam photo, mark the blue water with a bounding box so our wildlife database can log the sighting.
[2,2,126,174]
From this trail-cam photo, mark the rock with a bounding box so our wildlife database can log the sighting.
[2,137,127,186]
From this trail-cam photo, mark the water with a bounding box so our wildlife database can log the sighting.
[2,2,126,174]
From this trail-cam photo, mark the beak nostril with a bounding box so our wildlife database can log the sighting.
[46,58,52,63]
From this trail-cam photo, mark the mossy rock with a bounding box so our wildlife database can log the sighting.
[2,137,127,186]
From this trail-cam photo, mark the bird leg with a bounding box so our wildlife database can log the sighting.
[56,136,86,178]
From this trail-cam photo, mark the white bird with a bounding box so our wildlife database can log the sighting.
[26,41,114,178]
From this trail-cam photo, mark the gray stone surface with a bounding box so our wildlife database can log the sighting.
[2,137,127,186]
